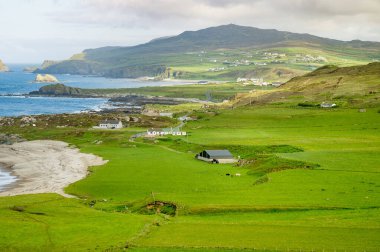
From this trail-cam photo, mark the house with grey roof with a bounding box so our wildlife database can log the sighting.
[97,120,123,129]
[196,150,236,164]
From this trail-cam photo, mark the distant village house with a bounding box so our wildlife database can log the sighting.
[147,128,187,136]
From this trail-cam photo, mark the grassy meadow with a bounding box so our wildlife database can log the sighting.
[0,104,379,250]
[167,44,380,81]
[83,82,273,102]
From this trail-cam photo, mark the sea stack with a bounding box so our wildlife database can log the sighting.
[0,59,10,72]
[35,74,59,83]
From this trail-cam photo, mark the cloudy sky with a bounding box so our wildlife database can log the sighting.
[1,0,380,63]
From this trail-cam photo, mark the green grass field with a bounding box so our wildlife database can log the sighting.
[83,82,273,102]
[166,44,380,81]
[0,105,379,251]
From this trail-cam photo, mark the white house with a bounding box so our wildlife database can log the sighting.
[146,128,187,136]
[196,150,236,164]
[98,120,123,129]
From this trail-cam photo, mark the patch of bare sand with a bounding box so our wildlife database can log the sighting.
[0,140,107,197]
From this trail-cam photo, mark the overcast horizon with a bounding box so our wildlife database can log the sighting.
[1,0,380,63]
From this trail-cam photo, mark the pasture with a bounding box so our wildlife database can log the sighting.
[0,106,379,251]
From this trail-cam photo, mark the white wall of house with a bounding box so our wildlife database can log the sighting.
[147,130,186,136]
[196,156,236,164]
[98,121,123,129]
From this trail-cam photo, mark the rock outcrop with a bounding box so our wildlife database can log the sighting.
[29,84,82,96]
[35,74,59,83]
[0,134,25,145]
[0,59,9,72]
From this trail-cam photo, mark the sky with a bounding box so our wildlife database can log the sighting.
[1,0,380,63]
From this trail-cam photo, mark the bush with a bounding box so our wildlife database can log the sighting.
[298,102,318,107]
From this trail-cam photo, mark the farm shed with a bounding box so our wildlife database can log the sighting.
[196,150,236,164]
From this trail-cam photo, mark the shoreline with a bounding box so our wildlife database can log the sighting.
[0,162,21,193]
[0,140,107,197]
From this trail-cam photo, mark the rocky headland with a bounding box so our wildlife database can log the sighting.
[0,60,9,72]
[30,83,82,96]
[23,66,38,72]
[29,83,201,107]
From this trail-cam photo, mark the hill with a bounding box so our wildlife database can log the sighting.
[36,24,380,80]
[232,62,380,107]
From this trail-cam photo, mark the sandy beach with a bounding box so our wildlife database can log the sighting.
[0,140,107,197]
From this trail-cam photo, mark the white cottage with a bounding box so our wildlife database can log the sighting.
[98,120,123,129]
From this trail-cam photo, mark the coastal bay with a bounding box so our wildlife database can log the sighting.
[0,64,200,117]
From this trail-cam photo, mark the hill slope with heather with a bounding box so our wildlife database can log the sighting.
[232,62,380,107]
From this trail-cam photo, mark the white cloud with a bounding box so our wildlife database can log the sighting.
[50,0,380,41]
[1,0,380,63]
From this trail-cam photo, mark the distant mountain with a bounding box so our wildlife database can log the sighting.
[234,62,380,108]
[36,24,380,79]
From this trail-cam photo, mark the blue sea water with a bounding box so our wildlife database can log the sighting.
[0,64,193,117]
[0,165,17,192]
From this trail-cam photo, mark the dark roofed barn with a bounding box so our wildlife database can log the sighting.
[196,150,236,164]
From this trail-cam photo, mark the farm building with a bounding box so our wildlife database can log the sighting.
[97,120,123,129]
[196,150,236,164]
[320,102,336,108]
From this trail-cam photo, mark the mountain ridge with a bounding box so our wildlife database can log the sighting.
[36,24,380,79]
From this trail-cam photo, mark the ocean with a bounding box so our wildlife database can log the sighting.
[0,64,194,117]
[0,165,17,193]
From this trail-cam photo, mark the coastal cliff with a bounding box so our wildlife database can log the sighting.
[23,66,38,72]
[37,59,169,79]
[0,60,9,72]
[40,60,60,69]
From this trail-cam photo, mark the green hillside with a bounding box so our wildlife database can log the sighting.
[36,24,380,81]
[232,62,380,107]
